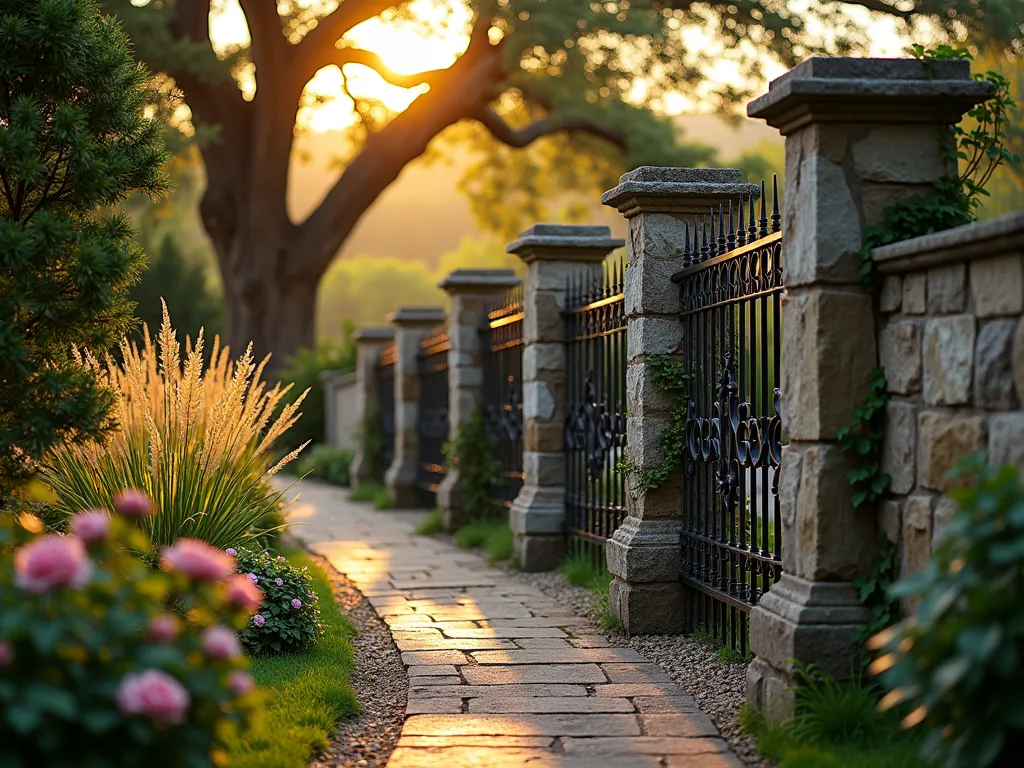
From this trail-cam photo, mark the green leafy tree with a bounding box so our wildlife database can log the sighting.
[0,0,167,504]
[99,0,1021,367]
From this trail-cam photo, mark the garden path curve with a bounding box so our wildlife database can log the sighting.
[286,479,743,768]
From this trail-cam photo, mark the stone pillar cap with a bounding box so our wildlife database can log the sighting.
[352,327,395,343]
[437,268,521,292]
[506,224,624,263]
[602,166,759,217]
[748,56,992,135]
[387,307,447,325]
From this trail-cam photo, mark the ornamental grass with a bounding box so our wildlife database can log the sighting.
[44,303,307,550]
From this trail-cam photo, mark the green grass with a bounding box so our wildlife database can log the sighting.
[453,519,514,564]
[416,508,445,535]
[371,486,392,510]
[224,551,358,768]
[740,667,932,768]
[558,553,621,631]
[692,627,751,664]
[348,482,383,503]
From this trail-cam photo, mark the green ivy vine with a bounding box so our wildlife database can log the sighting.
[617,355,692,496]
[442,406,502,522]
[853,533,901,671]
[836,368,891,509]
[357,404,384,479]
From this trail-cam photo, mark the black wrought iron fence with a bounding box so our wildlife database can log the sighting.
[482,285,525,509]
[671,177,784,656]
[564,258,627,569]
[377,344,397,483]
[416,326,450,507]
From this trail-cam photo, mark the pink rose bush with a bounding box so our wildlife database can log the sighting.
[233,547,323,655]
[0,493,262,766]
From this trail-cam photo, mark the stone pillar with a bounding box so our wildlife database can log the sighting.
[384,307,447,507]
[744,57,991,715]
[436,269,522,529]
[601,168,758,633]
[350,328,394,489]
[508,225,624,571]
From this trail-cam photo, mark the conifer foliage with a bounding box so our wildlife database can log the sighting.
[0,0,167,503]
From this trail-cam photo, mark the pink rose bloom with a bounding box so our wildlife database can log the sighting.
[0,641,13,667]
[116,669,190,725]
[71,509,110,543]
[114,489,151,518]
[290,598,302,610]
[14,535,92,594]
[227,670,254,696]
[161,539,233,581]
[251,614,265,628]
[274,578,283,587]
[225,548,237,557]
[201,626,242,660]
[225,574,263,612]
[148,614,179,643]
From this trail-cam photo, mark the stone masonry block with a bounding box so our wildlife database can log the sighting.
[918,411,987,491]
[902,273,927,315]
[970,255,1024,318]
[523,451,565,488]
[923,315,974,406]
[781,289,877,441]
[932,495,958,548]
[524,381,557,421]
[510,486,564,535]
[525,421,563,454]
[606,517,683,583]
[523,343,564,379]
[523,289,564,344]
[926,263,966,314]
[609,577,686,634]
[624,415,671,468]
[879,276,902,313]
[626,361,677,415]
[861,183,937,230]
[975,319,1020,410]
[879,320,921,395]
[627,315,682,359]
[515,533,565,572]
[882,400,916,494]
[902,495,933,577]
[624,481,683,520]
[989,412,1024,474]
[1016,316,1024,402]
[877,500,902,545]
[784,155,863,287]
[851,124,950,184]
[625,216,688,316]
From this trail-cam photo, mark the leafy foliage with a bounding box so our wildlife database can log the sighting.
[296,446,355,487]
[443,406,502,521]
[618,354,691,495]
[416,508,446,536]
[234,548,323,656]
[356,405,385,484]
[836,369,891,509]
[869,456,1024,768]
[853,535,901,671]
[43,307,305,551]
[0,0,167,502]
[453,519,514,565]
[0,504,259,767]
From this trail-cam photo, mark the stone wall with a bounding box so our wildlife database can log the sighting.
[322,371,359,450]
[874,211,1024,584]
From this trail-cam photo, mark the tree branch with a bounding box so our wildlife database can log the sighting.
[835,0,914,18]
[237,0,286,69]
[321,47,449,88]
[297,0,409,79]
[473,106,628,151]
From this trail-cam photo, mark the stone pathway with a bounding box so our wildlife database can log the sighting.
[286,479,743,768]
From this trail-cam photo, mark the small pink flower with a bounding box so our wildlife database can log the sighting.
[276,556,285,562]
[0,641,13,667]
[274,578,283,587]
[14,535,92,594]
[225,574,264,612]
[71,509,110,543]
[201,626,242,660]
[116,669,190,725]
[247,572,258,584]
[148,614,179,643]
[161,539,233,581]
[290,598,302,609]
[252,614,266,628]
[227,670,254,696]
[225,548,237,557]
[262,552,269,557]
[114,489,151,518]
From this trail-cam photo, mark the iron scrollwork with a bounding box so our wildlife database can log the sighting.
[565,374,624,480]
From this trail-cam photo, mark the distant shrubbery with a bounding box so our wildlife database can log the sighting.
[296,446,354,487]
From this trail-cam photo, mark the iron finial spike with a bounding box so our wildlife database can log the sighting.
[717,202,726,255]
[700,216,709,261]
[758,179,768,238]
[748,192,757,241]
[683,220,691,266]
[727,199,736,252]
[771,173,781,233]
[737,194,747,247]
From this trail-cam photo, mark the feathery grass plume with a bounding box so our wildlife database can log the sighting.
[44,303,308,550]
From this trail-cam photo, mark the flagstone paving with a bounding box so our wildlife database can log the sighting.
[287,479,744,767]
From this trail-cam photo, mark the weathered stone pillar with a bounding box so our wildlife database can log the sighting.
[384,307,447,507]
[745,57,991,715]
[350,328,394,490]
[508,225,624,571]
[436,269,521,529]
[601,168,758,633]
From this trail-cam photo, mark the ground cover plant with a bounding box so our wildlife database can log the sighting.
[0,493,261,767]
[0,0,166,505]
[43,307,306,552]
[454,519,514,565]
[558,552,620,631]
[296,446,354,487]
[223,551,358,768]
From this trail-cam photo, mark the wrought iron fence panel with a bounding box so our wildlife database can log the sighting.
[482,285,525,509]
[377,344,397,484]
[564,259,627,569]
[671,178,784,656]
[417,326,450,507]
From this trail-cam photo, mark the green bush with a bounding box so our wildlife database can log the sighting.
[870,456,1024,768]
[453,520,514,565]
[0,496,260,766]
[416,509,445,535]
[233,548,323,656]
[443,407,501,520]
[0,0,167,504]
[296,446,354,487]
[348,483,385,503]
